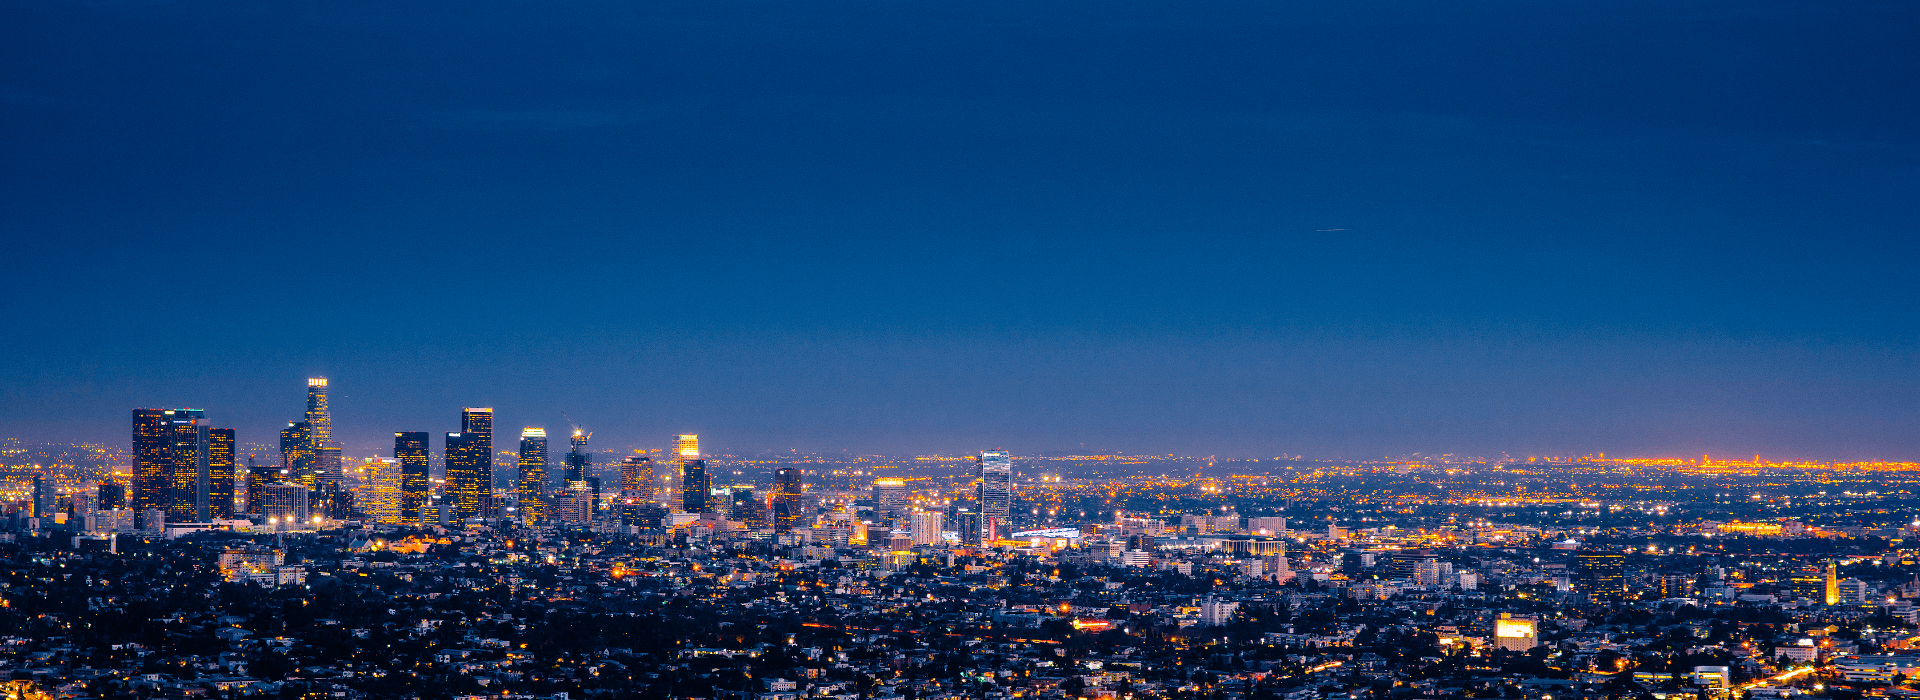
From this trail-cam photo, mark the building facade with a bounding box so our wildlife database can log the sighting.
[910,510,944,546]
[976,450,1013,543]
[166,408,210,523]
[304,378,330,449]
[517,428,548,522]
[395,431,430,524]
[356,457,402,524]
[565,428,590,487]
[873,478,906,524]
[280,421,313,488]
[131,409,170,524]
[772,465,803,533]
[681,459,709,514]
[261,482,311,528]
[207,427,235,520]
[444,408,493,521]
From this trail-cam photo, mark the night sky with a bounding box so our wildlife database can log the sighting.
[1,0,1914,460]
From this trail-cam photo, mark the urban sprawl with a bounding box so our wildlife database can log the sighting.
[4,380,1920,700]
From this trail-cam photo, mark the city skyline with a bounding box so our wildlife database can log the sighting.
[25,373,1920,465]
[0,3,1914,700]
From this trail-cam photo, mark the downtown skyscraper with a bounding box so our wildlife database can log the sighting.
[305,378,330,448]
[772,464,803,533]
[208,427,235,520]
[619,455,653,501]
[394,431,430,524]
[131,409,170,519]
[267,378,340,505]
[245,453,275,516]
[517,427,548,522]
[681,459,709,514]
[301,378,345,496]
[164,409,209,523]
[675,434,708,514]
[133,407,233,525]
[976,449,1013,543]
[564,428,591,487]
[357,457,403,524]
[280,421,313,488]
[445,408,492,521]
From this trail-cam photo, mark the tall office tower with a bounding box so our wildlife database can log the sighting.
[1825,560,1840,606]
[772,465,803,533]
[975,449,1013,543]
[313,446,343,493]
[166,409,211,522]
[31,475,53,520]
[910,510,945,546]
[280,422,313,488]
[97,481,126,511]
[245,454,274,516]
[517,428,549,522]
[872,478,907,523]
[445,432,484,521]
[445,408,493,522]
[132,409,171,523]
[207,428,235,520]
[681,459,709,513]
[565,428,591,485]
[356,457,402,524]
[305,378,331,448]
[395,432,430,524]
[673,434,700,512]
[619,456,653,500]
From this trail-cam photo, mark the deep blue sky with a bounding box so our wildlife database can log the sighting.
[1,0,1915,460]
